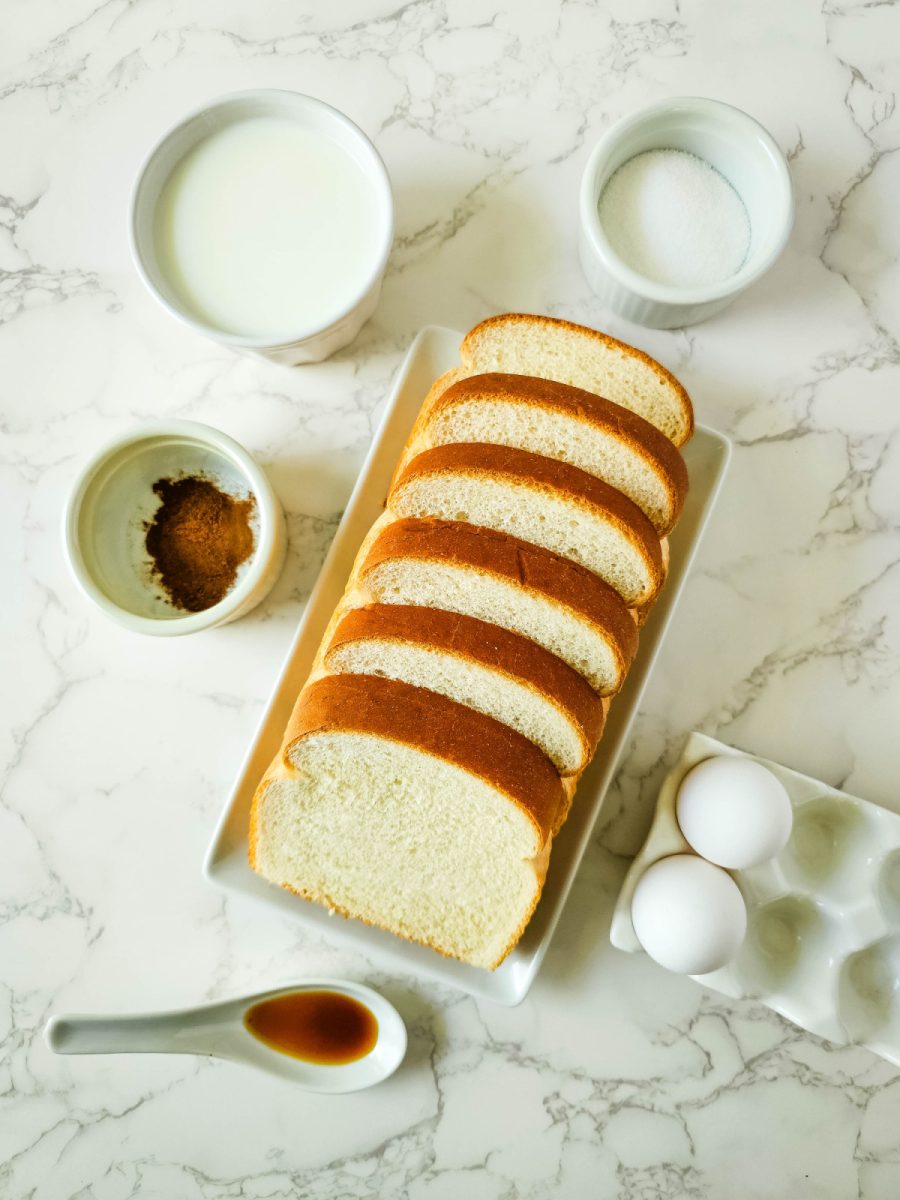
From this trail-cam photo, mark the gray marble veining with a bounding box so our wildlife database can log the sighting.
[2,1,900,1197]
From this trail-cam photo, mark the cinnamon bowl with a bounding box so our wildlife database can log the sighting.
[63,421,286,635]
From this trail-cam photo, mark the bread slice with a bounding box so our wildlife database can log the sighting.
[247,313,696,969]
[325,604,606,774]
[388,443,664,608]
[398,372,688,535]
[358,518,638,695]
[457,313,694,446]
[249,674,569,968]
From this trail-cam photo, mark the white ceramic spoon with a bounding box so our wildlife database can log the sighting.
[44,980,407,1093]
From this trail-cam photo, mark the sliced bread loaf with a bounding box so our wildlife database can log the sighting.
[388,443,664,608]
[399,372,688,535]
[358,517,638,695]
[325,604,606,774]
[457,313,694,446]
[249,673,569,968]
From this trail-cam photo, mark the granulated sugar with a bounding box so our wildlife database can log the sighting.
[598,149,750,288]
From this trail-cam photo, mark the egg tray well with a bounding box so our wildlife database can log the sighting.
[610,732,900,1066]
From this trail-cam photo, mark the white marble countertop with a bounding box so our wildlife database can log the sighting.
[4,1,900,1196]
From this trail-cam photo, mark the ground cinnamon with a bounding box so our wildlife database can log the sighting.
[145,476,256,612]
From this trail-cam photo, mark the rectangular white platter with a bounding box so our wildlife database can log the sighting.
[205,325,732,1006]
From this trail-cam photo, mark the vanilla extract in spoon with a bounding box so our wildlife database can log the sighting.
[243,990,379,1065]
[45,981,404,1090]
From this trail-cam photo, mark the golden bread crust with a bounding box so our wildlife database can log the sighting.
[282,674,566,850]
[359,517,639,682]
[326,603,606,770]
[460,313,694,446]
[419,371,688,534]
[390,441,664,605]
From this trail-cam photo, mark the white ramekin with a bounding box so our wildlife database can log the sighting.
[64,421,287,635]
[579,97,794,329]
[130,90,394,365]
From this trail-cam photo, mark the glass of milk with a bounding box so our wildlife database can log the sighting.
[130,90,393,365]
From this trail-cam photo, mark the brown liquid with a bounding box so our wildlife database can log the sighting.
[243,991,378,1065]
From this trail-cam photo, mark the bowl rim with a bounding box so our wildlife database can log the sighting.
[63,419,283,636]
[128,88,394,350]
[579,95,794,307]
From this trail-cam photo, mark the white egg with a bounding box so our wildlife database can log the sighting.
[631,854,747,975]
[676,755,793,870]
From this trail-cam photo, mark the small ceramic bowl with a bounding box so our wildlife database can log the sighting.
[64,421,286,635]
[579,96,794,329]
[130,89,394,365]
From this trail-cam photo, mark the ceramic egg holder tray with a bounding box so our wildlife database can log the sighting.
[610,732,900,1066]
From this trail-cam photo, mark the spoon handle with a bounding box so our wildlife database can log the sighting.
[45,1012,211,1056]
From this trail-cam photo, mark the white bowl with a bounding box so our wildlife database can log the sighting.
[130,89,394,365]
[64,421,287,635]
[579,97,794,329]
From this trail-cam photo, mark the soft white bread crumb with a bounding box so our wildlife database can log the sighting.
[406,374,688,535]
[363,554,625,695]
[250,673,568,968]
[253,736,545,969]
[326,634,595,775]
[459,313,694,446]
[389,444,663,608]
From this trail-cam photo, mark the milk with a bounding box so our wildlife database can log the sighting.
[153,116,382,340]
